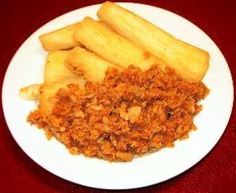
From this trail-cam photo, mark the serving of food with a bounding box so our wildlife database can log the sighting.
[3,1,233,189]
[20,2,209,161]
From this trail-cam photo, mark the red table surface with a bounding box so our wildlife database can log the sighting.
[1,0,236,192]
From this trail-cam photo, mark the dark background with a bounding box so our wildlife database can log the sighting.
[0,0,236,192]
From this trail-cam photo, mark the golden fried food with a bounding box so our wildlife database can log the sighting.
[66,47,122,82]
[39,78,86,114]
[74,17,166,71]
[39,22,80,51]
[97,1,209,82]
[19,84,41,100]
[28,65,209,161]
[44,51,78,83]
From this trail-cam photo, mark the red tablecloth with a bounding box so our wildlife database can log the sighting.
[1,0,236,192]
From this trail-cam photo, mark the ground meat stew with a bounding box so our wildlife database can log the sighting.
[28,65,209,161]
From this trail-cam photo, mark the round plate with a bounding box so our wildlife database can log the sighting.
[2,3,234,190]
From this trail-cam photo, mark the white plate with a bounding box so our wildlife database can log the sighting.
[2,3,234,190]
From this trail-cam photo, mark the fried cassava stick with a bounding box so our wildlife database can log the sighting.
[39,22,80,51]
[74,17,166,71]
[67,47,122,82]
[44,51,78,83]
[97,2,209,82]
